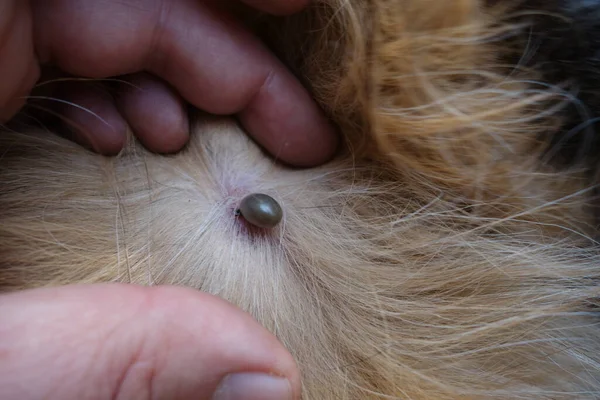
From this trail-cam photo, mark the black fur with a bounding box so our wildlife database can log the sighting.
[515,0,600,166]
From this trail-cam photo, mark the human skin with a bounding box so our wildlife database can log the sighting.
[0,284,302,400]
[0,0,335,398]
[1,0,339,167]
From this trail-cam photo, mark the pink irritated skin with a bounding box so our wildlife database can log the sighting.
[234,208,277,238]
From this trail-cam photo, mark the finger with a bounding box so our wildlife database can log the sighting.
[0,284,301,400]
[54,82,127,155]
[237,0,310,15]
[0,0,40,122]
[32,0,339,167]
[115,72,190,154]
[150,1,339,166]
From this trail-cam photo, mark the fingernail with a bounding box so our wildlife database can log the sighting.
[213,373,293,400]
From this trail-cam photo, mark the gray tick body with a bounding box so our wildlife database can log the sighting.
[237,193,283,229]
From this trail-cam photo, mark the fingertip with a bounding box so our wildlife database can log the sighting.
[146,285,301,378]
[54,83,127,156]
[116,73,190,154]
[239,70,340,167]
[139,285,303,399]
[0,283,302,400]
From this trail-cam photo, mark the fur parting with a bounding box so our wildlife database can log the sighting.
[2,0,600,399]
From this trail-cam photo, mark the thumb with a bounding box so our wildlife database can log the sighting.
[0,284,301,400]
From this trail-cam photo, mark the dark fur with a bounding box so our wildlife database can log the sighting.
[513,0,600,166]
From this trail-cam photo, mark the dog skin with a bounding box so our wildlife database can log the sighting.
[3,0,600,399]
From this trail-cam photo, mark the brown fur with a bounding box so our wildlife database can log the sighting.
[2,0,600,398]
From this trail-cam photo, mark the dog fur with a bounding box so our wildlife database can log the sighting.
[3,0,600,398]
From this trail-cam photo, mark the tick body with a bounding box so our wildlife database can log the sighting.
[237,193,283,229]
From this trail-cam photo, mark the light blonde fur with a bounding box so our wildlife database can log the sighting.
[2,0,600,399]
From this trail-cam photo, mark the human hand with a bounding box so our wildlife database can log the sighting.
[0,284,301,400]
[0,0,338,167]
